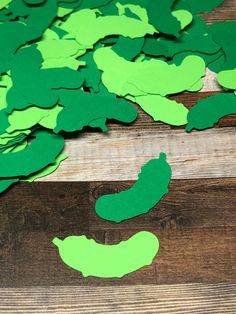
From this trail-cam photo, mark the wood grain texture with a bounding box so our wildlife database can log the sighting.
[38,126,236,181]
[200,0,236,22]
[0,179,235,287]
[0,283,235,313]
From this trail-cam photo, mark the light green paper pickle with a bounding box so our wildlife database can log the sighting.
[217,69,236,91]
[6,106,51,133]
[135,95,189,126]
[53,231,159,278]
[61,9,156,48]
[94,47,205,96]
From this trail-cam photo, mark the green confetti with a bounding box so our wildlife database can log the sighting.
[217,69,236,91]
[0,130,64,177]
[135,94,189,126]
[95,153,171,222]
[209,21,236,72]
[53,231,159,278]
[61,9,156,48]
[94,46,205,97]
[54,89,138,133]
[186,93,236,132]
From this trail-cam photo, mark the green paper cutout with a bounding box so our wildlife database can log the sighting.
[135,95,188,126]
[0,0,57,73]
[146,0,181,37]
[0,130,64,177]
[208,52,226,73]
[0,131,30,152]
[61,9,155,48]
[3,141,27,154]
[79,0,112,9]
[54,89,137,133]
[172,50,223,67]
[0,178,18,193]
[53,231,159,278]
[112,36,144,61]
[95,153,171,222]
[0,0,12,10]
[217,69,236,91]
[143,16,220,59]
[24,0,46,5]
[0,74,12,110]
[173,0,224,14]
[209,21,236,72]
[143,18,220,68]
[186,93,236,132]
[41,67,84,89]
[37,39,85,59]
[94,47,205,97]
[0,109,9,134]
[39,105,63,129]
[6,106,51,133]
[7,45,58,112]
[79,50,101,92]
[24,152,68,182]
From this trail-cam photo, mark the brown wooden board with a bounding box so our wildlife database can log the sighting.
[0,180,235,287]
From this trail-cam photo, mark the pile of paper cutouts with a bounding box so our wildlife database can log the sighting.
[0,0,235,278]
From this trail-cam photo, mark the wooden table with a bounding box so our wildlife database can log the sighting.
[0,1,236,312]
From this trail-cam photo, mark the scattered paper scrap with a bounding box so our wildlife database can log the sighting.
[95,153,171,222]
[53,231,159,278]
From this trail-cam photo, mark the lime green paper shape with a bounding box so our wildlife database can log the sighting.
[0,74,12,110]
[186,93,236,132]
[39,105,63,129]
[217,69,236,91]
[94,47,205,97]
[6,106,51,133]
[37,39,85,60]
[61,9,156,48]
[53,231,159,278]
[135,95,188,126]
[54,89,137,133]
[95,153,171,222]
[0,130,64,177]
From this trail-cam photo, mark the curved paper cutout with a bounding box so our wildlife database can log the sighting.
[53,231,159,278]
[0,130,64,177]
[54,89,137,133]
[186,93,236,132]
[95,153,171,222]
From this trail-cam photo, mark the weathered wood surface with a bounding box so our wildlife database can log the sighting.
[0,283,235,313]
[0,179,235,287]
[38,126,236,181]
[0,1,236,312]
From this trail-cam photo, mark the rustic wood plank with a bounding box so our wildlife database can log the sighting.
[0,283,235,313]
[38,126,236,181]
[0,179,235,286]
[89,178,236,230]
[200,0,236,22]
